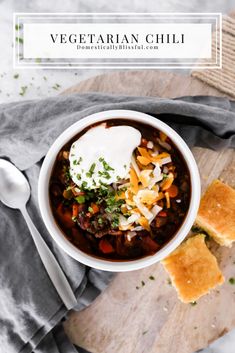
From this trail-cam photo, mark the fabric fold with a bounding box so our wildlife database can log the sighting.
[0,93,235,171]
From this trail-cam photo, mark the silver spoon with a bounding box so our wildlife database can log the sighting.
[0,159,77,310]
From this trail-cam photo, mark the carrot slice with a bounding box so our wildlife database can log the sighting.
[99,239,114,254]
[130,167,139,194]
[72,203,79,218]
[90,203,99,214]
[56,204,74,228]
[161,173,174,191]
[167,184,179,198]
[159,131,167,142]
[158,210,167,217]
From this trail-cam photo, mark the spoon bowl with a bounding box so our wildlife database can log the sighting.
[0,159,30,209]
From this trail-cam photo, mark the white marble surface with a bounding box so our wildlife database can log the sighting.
[1,0,235,352]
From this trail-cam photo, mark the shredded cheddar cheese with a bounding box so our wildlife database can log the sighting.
[137,156,151,166]
[165,192,171,209]
[138,217,151,231]
[130,168,139,194]
[117,135,175,231]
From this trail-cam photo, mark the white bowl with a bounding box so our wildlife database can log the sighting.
[38,110,201,272]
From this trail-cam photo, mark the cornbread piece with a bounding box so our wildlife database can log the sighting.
[196,179,235,247]
[162,234,224,303]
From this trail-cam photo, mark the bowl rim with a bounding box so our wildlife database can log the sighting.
[38,109,201,272]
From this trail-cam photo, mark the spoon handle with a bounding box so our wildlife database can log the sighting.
[20,206,77,310]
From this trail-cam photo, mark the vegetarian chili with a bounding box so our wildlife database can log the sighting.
[49,119,191,261]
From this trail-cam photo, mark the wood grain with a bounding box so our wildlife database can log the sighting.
[63,70,235,353]
[63,70,232,99]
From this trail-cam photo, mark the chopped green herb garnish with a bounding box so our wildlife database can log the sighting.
[103,171,111,179]
[72,158,82,166]
[88,206,93,213]
[141,280,145,286]
[105,195,124,214]
[103,160,114,171]
[13,74,19,79]
[136,286,139,290]
[63,166,71,184]
[98,170,111,179]
[97,180,108,191]
[81,181,88,189]
[99,157,114,172]
[149,275,155,280]
[15,24,21,31]
[86,163,96,178]
[98,217,104,225]
[163,173,168,179]
[75,195,85,204]
[62,199,71,207]
[229,277,235,285]
[89,163,96,173]
[85,190,95,201]
[111,215,119,228]
[76,174,81,180]
[142,331,148,335]
[43,76,47,81]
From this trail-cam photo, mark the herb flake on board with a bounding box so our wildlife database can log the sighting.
[190,301,197,306]
[19,86,27,96]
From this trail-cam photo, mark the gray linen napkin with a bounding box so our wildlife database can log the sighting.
[0,93,235,353]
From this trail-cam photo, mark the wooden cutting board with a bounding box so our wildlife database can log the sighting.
[63,70,235,353]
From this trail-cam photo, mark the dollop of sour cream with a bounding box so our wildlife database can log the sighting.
[69,124,141,189]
